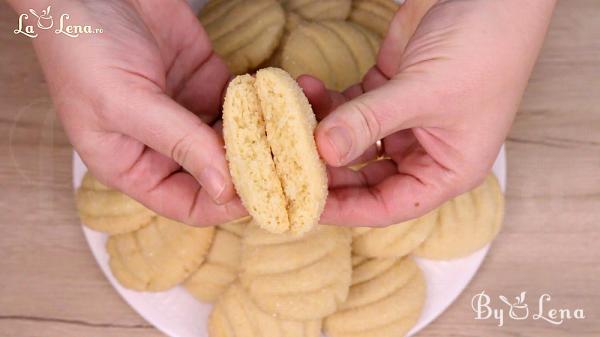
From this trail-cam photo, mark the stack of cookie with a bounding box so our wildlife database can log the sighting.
[209,223,352,337]
[198,0,402,90]
[76,172,503,337]
[323,174,504,337]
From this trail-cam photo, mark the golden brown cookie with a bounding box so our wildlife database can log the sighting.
[107,216,214,291]
[209,283,321,337]
[218,216,250,236]
[184,218,249,302]
[199,0,285,74]
[223,68,327,234]
[281,21,380,90]
[263,11,306,67]
[415,174,505,260]
[280,0,352,20]
[349,0,400,37]
[240,224,352,320]
[284,11,305,32]
[76,172,154,234]
[352,210,438,258]
[324,256,425,337]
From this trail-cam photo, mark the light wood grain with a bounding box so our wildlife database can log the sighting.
[0,1,599,337]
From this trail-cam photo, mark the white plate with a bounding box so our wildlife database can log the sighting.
[74,1,505,335]
[73,146,505,337]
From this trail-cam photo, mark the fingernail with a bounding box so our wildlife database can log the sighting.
[326,126,353,164]
[200,167,227,204]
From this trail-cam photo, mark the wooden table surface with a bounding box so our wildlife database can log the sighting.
[1,1,599,336]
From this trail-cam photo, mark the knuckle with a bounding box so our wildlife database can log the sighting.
[352,100,382,144]
[452,168,488,197]
[87,166,122,191]
[444,179,467,200]
[170,132,196,168]
[469,170,489,190]
[102,175,121,190]
[89,89,122,126]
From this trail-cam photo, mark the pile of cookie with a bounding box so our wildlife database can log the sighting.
[77,170,503,337]
[77,127,503,337]
[75,1,506,336]
[198,0,401,90]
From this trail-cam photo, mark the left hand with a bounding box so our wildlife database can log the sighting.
[18,0,247,226]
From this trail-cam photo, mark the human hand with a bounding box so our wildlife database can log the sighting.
[17,0,247,226]
[302,0,556,227]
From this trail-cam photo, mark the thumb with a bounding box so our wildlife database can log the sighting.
[315,73,437,166]
[316,0,439,167]
[112,90,234,204]
[378,0,438,77]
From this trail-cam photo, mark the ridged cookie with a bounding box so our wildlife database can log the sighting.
[263,11,305,67]
[76,172,154,234]
[107,216,214,291]
[223,68,327,234]
[280,0,351,20]
[349,0,400,37]
[415,174,505,260]
[353,209,438,258]
[324,256,425,337]
[240,224,352,320]
[218,216,250,236]
[199,0,285,75]
[185,217,249,302]
[281,21,380,90]
[209,283,321,337]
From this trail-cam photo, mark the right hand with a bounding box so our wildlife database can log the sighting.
[302,0,555,227]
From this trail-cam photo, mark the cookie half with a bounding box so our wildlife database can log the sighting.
[107,216,214,291]
[415,174,505,260]
[76,172,154,234]
[223,68,327,234]
[199,0,285,74]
